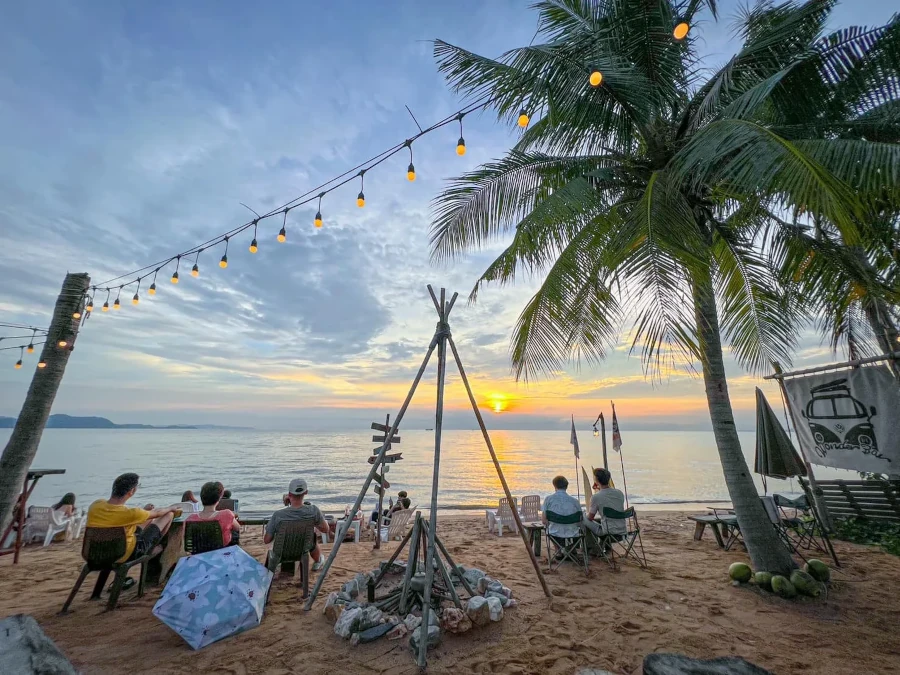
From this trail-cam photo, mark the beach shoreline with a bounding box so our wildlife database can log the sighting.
[2,511,899,674]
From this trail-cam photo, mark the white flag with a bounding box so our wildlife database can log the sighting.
[611,402,622,453]
[570,415,580,459]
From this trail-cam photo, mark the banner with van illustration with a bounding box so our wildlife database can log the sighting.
[783,365,900,472]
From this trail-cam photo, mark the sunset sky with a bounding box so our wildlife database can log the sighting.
[0,0,893,432]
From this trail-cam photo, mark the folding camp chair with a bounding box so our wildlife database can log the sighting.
[544,510,588,574]
[216,498,239,513]
[184,520,225,554]
[265,519,317,599]
[598,507,647,570]
[519,495,541,522]
[774,494,831,552]
[61,527,158,613]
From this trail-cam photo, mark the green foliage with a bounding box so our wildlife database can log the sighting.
[833,517,900,556]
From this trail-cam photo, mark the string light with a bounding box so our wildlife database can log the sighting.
[673,21,689,40]
[517,109,530,127]
[113,286,122,310]
[278,209,288,242]
[357,171,366,208]
[58,339,68,348]
[191,249,202,277]
[73,309,82,320]
[132,279,141,306]
[219,237,229,268]
[589,69,603,87]
[148,270,159,295]
[171,256,181,284]
[456,113,466,156]
[14,346,23,369]
[249,220,259,253]
[37,359,46,368]
[314,193,324,228]
[27,329,36,353]
[85,296,94,313]
[405,141,416,181]
[102,288,111,312]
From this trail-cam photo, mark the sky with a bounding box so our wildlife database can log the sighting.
[0,0,894,432]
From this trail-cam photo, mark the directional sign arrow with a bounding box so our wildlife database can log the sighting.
[373,473,390,489]
[373,485,384,496]
[371,422,390,432]
[372,435,401,444]
[368,452,403,465]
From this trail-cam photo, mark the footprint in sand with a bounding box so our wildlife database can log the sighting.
[613,620,642,634]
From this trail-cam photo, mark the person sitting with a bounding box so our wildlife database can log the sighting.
[265,479,330,571]
[222,489,232,500]
[371,491,411,525]
[583,468,627,538]
[541,476,582,539]
[186,481,241,547]
[87,472,179,565]
[181,490,200,512]
[52,493,77,518]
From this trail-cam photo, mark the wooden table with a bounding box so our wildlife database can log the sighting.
[0,469,66,564]
[523,522,544,558]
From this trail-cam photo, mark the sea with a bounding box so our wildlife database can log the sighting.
[2,429,857,515]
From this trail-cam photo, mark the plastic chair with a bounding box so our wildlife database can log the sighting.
[23,506,51,544]
[184,520,226,554]
[60,527,157,612]
[544,510,588,574]
[487,497,519,536]
[519,495,541,522]
[379,507,414,542]
[43,509,74,547]
[321,518,361,544]
[70,511,87,540]
[265,519,317,599]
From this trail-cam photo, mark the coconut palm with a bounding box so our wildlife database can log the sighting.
[431,0,900,575]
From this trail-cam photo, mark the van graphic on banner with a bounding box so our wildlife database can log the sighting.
[784,364,900,473]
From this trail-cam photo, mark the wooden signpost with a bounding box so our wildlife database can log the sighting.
[370,415,401,549]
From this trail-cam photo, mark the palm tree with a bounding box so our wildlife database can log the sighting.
[430,0,900,575]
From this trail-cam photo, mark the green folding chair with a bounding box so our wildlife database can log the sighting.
[544,510,588,574]
[598,507,647,570]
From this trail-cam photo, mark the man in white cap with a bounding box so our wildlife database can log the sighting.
[264,478,330,570]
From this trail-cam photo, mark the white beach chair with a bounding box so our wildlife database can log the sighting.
[486,497,519,536]
[519,495,541,522]
[379,507,414,542]
[43,509,74,546]
[320,518,361,544]
[23,506,51,544]
[70,511,87,540]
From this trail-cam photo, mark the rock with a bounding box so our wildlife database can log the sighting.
[440,607,473,634]
[324,592,345,623]
[404,614,422,632]
[486,596,504,622]
[643,653,772,675]
[334,607,363,639]
[354,622,395,644]
[457,566,486,588]
[341,578,360,599]
[357,606,384,632]
[425,609,440,627]
[337,591,353,603]
[408,625,442,652]
[387,623,410,641]
[409,573,428,594]
[728,562,752,584]
[0,615,78,675]
[349,633,360,647]
[485,590,513,607]
[466,596,491,627]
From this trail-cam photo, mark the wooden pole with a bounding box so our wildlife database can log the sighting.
[446,334,553,599]
[373,413,389,551]
[600,413,609,471]
[304,336,438,610]
[371,520,415,587]
[0,272,90,537]
[417,287,450,669]
[434,531,476,598]
[399,514,423,615]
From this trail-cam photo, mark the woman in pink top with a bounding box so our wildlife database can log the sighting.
[186,481,241,546]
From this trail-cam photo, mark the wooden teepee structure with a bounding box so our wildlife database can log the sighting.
[304,285,551,667]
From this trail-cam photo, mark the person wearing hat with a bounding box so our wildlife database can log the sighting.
[264,478,330,570]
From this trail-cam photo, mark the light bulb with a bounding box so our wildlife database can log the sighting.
[191,263,199,277]
[58,340,67,348]
[85,300,94,312]
[219,255,228,268]
[171,271,179,284]
[113,298,121,310]
[14,360,22,369]
[73,310,82,319]
[457,137,466,156]
[407,163,416,182]
[673,22,689,40]
[102,301,109,312]
[589,70,603,87]
[593,428,600,437]
[132,292,140,305]
[517,110,529,127]
[148,283,157,295]
[357,191,365,208]
[37,360,47,369]
[314,213,322,228]
[278,227,287,242]
[249,239,258,253]
[27,344,34,354]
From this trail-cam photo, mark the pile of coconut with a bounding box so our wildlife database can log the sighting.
[728,559,832,599]
[322,563,515,652]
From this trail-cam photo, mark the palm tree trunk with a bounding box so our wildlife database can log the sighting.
[0,273,90,537]
[691,273,796,576]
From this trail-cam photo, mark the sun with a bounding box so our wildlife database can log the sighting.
[487,393,508,414]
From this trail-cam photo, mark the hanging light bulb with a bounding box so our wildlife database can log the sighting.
[279,208,288,241]
[673,21,690,40]
[37,360,47,369]
[58,339,68,348]
[456,113,466,155]
[148,269,159,295]
[171,256,181,284]
[73,310,82,320]
[85,297,94,313]
[357,170,366,207]
[102,288,111,311]
[405,141,416,181]
[219,237,229,268]
[15,347,23,369]
[191,249,202,277]
[27,330,36,354]
[517,109,530,127]
[589,69,603,87]
[249,220,259,253]
[592,425,600,437]
[314,193,324,228]
[132,279,141,305]
[112,287,122,310]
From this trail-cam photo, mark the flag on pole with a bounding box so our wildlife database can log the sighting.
[611,401,622,453]
[570,415,580,459]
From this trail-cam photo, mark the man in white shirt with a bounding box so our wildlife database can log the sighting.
[541,475,582,538]
[584,468,627,537]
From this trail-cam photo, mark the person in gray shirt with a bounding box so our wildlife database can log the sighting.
[264,478,330,570]
[583,468,627,537]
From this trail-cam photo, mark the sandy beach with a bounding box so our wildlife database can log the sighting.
[2,511,899,675]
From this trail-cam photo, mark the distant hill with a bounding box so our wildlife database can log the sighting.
[0,414,252,430]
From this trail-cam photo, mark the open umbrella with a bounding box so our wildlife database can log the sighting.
[153,546,273,650]
[755,387,807,479]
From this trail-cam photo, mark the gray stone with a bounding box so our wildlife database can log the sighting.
[354,622,395,645]
[409,573,427,593]
[486,596,504,622]
[357,605,384,632]
[485,590,513,607]
[408,625,442,652]
[440,607,472,634]
[334,607,363,639]
[387,623,410,641]
[337,590,353,602]
[404,614,422,631]
[324,592,345,623]
[341,578,360,599]
[466,596,491,627]
[425,609,440,627]
[458,566,486,588]
[643,654,773,675]
[0,615,78,675]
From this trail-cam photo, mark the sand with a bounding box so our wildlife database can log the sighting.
[2,512,899,675]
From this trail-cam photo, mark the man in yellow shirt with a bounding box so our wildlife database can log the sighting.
[87,473,178,563]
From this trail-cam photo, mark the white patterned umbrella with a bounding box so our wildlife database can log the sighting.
[152,546,273,650]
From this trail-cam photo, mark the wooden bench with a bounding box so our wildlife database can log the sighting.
[801,478,900,523]
[688,515,728,548]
